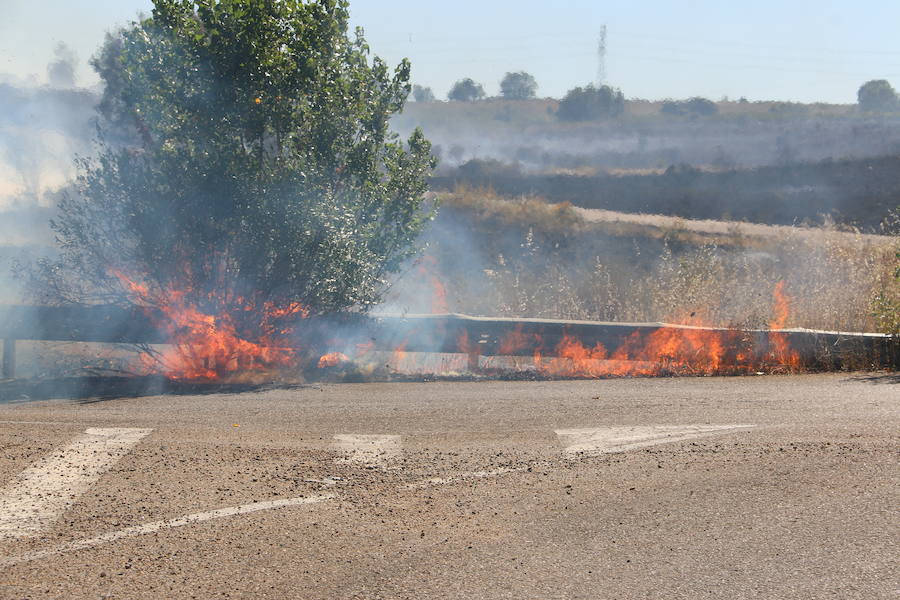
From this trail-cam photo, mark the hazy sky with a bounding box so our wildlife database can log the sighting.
[2,0,900,103]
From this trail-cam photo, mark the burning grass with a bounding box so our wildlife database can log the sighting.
[424,187,899,334]
[481,283,801,378]
[7,188,896,386]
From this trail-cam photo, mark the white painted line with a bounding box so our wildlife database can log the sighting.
[0,427,153,540]
[333,434,401,467]
[0,493,335,568]
[556,424,755,456]
[0,420,84,426]
[404,466,526,489]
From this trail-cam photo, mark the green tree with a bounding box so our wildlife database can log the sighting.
[412,84,435,102]
[500,71,537,100]
[684,96,717,116]
[44,0,436,324]
[447,78,485,102]
[660,99,683,116]
[556,84,624,121]
[660,97,717,117]
[857,79,897,112]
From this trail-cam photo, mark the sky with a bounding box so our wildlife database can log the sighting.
[2,0,900,103]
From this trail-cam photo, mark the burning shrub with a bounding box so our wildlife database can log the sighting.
[37,0,436,379]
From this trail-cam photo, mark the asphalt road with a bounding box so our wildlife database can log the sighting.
[0,373,897,599]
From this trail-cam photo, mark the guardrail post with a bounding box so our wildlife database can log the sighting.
[2,338,15,379]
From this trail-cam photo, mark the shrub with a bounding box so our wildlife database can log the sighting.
[43,0,436,321]
[858,79,897,113]
[500,71,537,100]
[448,78,485,102]
[557,84,624,122]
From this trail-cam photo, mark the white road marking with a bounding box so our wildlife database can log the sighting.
[333,434,401,467]
[0,420,83,426]
[404,466,526,489]
[0,427,153,540]
[555,424,755,456]
[0,494,335,568]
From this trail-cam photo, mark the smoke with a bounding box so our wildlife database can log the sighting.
[47,43,78,89]
[387,186,894,336]
[392,99,900,232]
[394,100,900,175]
[0,34,894,393]
[0,41,99,311]
[0,84,96,209]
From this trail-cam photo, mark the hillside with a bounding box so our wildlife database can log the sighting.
[393,98,900,175]
[381,188,899,335]
[431,155,900,230]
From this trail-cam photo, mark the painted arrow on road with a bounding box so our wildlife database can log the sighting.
[555,424,754,456]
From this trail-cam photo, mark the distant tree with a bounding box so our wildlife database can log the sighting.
[500,71,537,100]
[858,79,897,112]
[412,84,435,103]
[660,97,718,117]
[685,97,718,116]
[556,84,624,121]
[447,78,485,102]
[768,102,808,118]
[660,99,684,116]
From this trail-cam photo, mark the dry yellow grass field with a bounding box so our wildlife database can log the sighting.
[429,188,899,334]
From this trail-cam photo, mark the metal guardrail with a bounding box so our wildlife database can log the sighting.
[1,305,897,378]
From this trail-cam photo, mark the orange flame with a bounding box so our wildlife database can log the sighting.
[497,324,537,355]
[317,352,349,368]
[418,255,449,314]
[391,341,408,369]
[767,281,801,370]
[531,326,733,378]
[457,330,473,354]
[113,271,307,381]
[492,283,801,378]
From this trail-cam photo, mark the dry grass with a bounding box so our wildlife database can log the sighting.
[436,184,583,233]
[428,188,899,333]
[626,99,853,119]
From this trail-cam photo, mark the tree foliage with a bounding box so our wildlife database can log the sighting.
[447,78,485,102]
[857,79,897,113]
[660,97,718,117]
[44,0,435,321]
[500,71,537,100]
[556,84,624,121]
[412,84,435,102]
